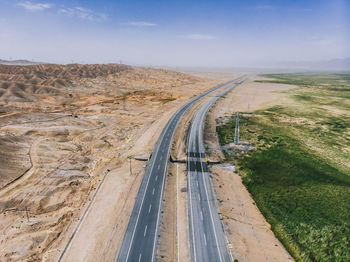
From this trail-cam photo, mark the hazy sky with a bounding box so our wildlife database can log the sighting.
[0,0,349,67]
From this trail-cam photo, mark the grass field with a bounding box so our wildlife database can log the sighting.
[217,73,350,261]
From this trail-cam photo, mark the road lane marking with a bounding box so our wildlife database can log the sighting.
[123,115,167,262]
[201,211,203,221]
[185,80,243,262]
[152,141,171,262]
[176,164,180,262]
[148,204,152,213]
[189,171,197,262]
[155,175,158,181]
[144,225,148,237]
[201,160,223,262]
[158,165,160,170]
[160,156,163,160]
[204,234,207,246]
[138,253,142,262]
[198,193,200,201]
[152,188,155,195]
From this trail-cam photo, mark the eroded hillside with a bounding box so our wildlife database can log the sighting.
[0,64,225,261]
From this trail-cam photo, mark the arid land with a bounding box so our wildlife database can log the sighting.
[0,64,236,261]
[0,64,297,262]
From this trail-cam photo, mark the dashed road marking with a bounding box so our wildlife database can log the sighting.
[144,225,148,237]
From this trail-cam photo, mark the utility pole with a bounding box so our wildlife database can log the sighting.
[129,157,132,175]
[234,112,240,145]
[237,113,240,144]
[25,206,29,222]
[123,96,126,111]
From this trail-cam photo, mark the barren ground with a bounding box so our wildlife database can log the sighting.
[0,64,236,261]
[0,67,298,262]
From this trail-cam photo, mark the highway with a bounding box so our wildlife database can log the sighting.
[187,79,245,262]
[117,79,240,262]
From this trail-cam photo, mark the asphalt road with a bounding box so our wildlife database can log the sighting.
[187,79,245,262]
[117,79,240,262]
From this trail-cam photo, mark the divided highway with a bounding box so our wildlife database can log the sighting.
[187,79,245,262]
[117,79,240,262]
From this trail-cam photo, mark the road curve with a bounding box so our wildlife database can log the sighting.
[187,79,245,262]
[117,79,240,262]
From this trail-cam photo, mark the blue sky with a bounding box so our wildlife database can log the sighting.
[0,0,349,66]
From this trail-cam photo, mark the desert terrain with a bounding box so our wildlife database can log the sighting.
[0,63,236,261]
[0,64,306,262]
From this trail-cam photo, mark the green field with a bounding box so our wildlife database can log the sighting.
[217,73,350,261]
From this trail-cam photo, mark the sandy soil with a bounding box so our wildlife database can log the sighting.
[204,76,296,261]
[157,162,191,262]
[0,66,296,262]
[0,64,232,261]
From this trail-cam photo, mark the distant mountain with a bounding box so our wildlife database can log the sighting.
[0,59,46,66]
[322,58,350,69]
[277,58,350,71]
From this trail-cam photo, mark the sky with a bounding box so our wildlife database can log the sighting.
[0,0,349,67]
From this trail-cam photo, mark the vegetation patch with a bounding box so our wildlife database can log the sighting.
[217,73,350,261]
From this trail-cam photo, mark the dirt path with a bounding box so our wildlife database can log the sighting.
[0,137,42,196]
[205,75,295,261]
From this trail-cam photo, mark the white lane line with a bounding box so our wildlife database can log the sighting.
[160,156,163,160]
[198,193,201,201]
[138,253,142,262]
[200,160,223,262]
[200,210,203,221]
[124,117,168,262]
[157,165,160,170]
[151,146,170,262]
[148,204,152,213]
[196,181,199,188]
[189,171,197,262]
[176,164,180,262]
[152,188,155,195]
[144,225,148,237]
[204,234,207,246]
[155,175,158,181]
